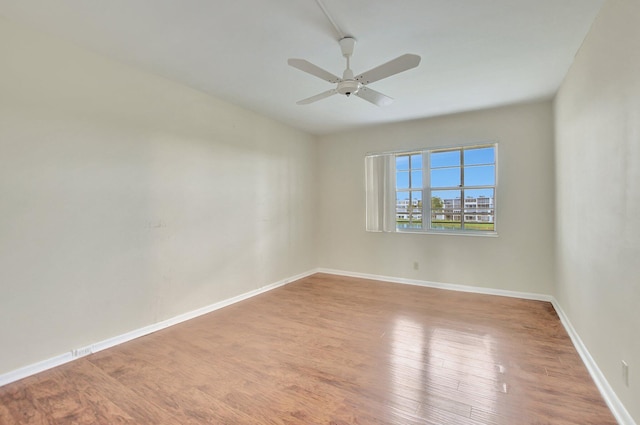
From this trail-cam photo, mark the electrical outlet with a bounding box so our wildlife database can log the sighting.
[622,360,629,387]
[413,261,419,270]
[72,346,93,358]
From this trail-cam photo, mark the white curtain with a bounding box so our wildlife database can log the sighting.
[365,153,396,232]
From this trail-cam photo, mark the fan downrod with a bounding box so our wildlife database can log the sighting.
[337,37,360,96]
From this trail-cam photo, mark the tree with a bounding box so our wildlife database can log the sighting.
[431,196,443,210]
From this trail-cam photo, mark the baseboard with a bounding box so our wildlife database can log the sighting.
[316,268,554,302]
[317,267,635,425]
[0,269,316,388]
[551,299,636,425]
[0,352,73,388]
[92,269,315,354]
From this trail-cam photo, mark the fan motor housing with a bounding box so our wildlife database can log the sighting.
[337,79,362,96]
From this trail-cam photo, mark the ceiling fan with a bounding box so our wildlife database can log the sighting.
[288,37,420,106]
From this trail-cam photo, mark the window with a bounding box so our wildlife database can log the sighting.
[396,154,423,230]
[365,143,497,235]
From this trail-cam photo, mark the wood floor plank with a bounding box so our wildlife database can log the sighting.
[0,386,48,425]
[0,273,618,424]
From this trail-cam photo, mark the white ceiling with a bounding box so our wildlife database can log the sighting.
[0,0,605,135]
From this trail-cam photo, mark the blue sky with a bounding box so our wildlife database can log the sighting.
[396,147,495,200]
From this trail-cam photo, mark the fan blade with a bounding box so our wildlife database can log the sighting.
[297,89,338,105]
[355,54,421,84]
[354,86,394,106]
[288,59,342,83]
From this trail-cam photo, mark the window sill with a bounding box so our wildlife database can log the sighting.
[396,229,499,237]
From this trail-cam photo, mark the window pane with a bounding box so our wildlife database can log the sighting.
[396,190,423,230]
[431,168,460,188]
[430,189,461,230]
[411,190,422,207]
[463,189,495,231]
[411,154,422,170]
[408,190,422,229]
[465,188,495,199]
[464,165,495,186]
[396,192,409,215]
[431,190,462,211]
[410,170,422,188]
[396,155,410,171]
[397,191,410,202]
[430,150,460,168]
[400,222,421,230]
[464,147,495,165]
[399,222,420,230]
[396,171,409,189]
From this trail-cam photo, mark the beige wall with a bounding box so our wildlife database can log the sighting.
[554,0,640,421]
[0,17,317,375]
[317,101,556,295]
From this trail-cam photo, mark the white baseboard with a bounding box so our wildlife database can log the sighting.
[317,268,635,425]
[551,299,636,425]
[0,269,316,388]
[0,352,73,388]
[316,268,554,302]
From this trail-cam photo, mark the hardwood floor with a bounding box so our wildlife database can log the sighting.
[0,273,617,424]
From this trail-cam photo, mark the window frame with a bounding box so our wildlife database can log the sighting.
[391,142,498,236]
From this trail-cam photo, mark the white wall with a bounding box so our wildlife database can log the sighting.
[0,17,317,375]
[317,101,556,295]
[554,0,640,421]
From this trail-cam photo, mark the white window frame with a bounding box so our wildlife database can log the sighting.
[365,142,498,236]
